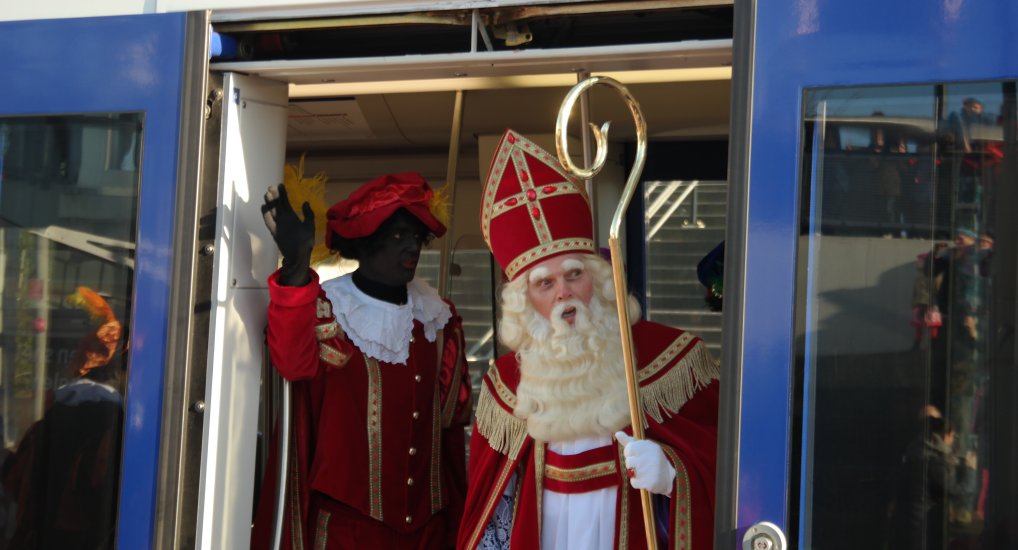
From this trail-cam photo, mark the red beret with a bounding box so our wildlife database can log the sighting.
[326,172,447,247]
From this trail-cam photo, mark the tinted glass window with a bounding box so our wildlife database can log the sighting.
[0,114,140,549]
[795,82,1017,549]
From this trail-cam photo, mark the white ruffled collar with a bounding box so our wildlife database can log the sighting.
[321,274,452,365]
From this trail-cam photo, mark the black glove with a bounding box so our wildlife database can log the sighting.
[264,184,315,286]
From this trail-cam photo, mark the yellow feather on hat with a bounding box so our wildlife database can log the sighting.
[65,286,123,376]
[66,286,116,324]
[283,154,337,266]
[429,182,452,229]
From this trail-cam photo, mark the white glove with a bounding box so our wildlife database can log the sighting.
[615,431,675,496]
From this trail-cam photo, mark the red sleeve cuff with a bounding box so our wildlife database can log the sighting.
[268,269,322,307]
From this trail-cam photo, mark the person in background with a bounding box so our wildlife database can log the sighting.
[696,241,725,312]
[253,170,472,549]
[458,130,720,550]
[1,287,126,550]
[889,405,978,550]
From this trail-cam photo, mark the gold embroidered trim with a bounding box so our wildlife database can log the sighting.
[313,509,331,550]
[487,366,517,409]
[638,332,695,382]
[440,327,464,427]
[510,471,523,528]
[535,443,545,536]
[504,238,596,281]
[545,460,617,483]
[366,358,383,521]
[465,460,517,550]
[315,319,341,341]
[662,446,692,550]
[616,442,629,550]
[289,428,305,550]
[639,339,720,424]
[316,298,332,319]
[474,382,527,460]
[430,370,444,514]
[489,184,583,220]
[318,342,350,368]
[511,148,551,246]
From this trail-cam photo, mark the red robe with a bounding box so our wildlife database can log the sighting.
[253,271,472,549]
[458,320,719,550]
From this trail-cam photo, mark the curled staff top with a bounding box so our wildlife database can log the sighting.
[553,75,648,240]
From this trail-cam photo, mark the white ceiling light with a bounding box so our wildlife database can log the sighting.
[288,66,731,97]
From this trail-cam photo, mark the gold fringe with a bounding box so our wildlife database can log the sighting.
[474,383,528,460]
[640,340,720,424]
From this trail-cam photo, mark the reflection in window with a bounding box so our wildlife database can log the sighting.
[795,82,1017,549]
[0,114,140,549]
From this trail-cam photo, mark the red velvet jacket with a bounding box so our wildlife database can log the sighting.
[253,270,471,549]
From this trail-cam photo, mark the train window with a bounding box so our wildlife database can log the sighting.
[0,114,140,548]
[794,82,1017,548]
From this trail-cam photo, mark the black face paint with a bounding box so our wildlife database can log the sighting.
[353,209,433,301]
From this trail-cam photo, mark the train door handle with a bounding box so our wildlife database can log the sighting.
[742,521,787,550]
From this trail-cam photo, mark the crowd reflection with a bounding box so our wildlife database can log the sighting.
[804,88,1014,550]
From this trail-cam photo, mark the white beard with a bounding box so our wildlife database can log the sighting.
[513,294,632,443]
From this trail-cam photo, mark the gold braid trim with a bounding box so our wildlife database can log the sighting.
[474,383,528,460]
[535,443,545,535]
[640,340,720,424]
[661,445,692,550]
[312,510,331,550]
[615,441,630,550]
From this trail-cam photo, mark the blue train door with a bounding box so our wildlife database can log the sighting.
[0,13,209,549]
[721,1,1018,548]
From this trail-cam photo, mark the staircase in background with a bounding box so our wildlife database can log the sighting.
[643,179,728,354]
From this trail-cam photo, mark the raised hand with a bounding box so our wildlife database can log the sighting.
[615,431,676,496]
[262,184,315,286]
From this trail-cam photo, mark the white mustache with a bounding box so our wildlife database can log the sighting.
[551,299,584,319]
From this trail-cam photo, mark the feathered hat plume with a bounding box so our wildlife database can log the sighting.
[429,182,452,229]
[66,286,115,324]
[283,154,336,265]
[65,286,123,376]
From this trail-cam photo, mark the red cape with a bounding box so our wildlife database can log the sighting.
[458,320,719,550]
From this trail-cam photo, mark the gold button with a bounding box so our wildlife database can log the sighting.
[410,336,415,343]
[412,411,420,420]
[405,515,412,524]
[407,477,414,486]
[415,374,422,382]
[409,447,417,456]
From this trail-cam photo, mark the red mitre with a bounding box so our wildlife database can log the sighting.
[480,129,595,280]
[326,172,447,246]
